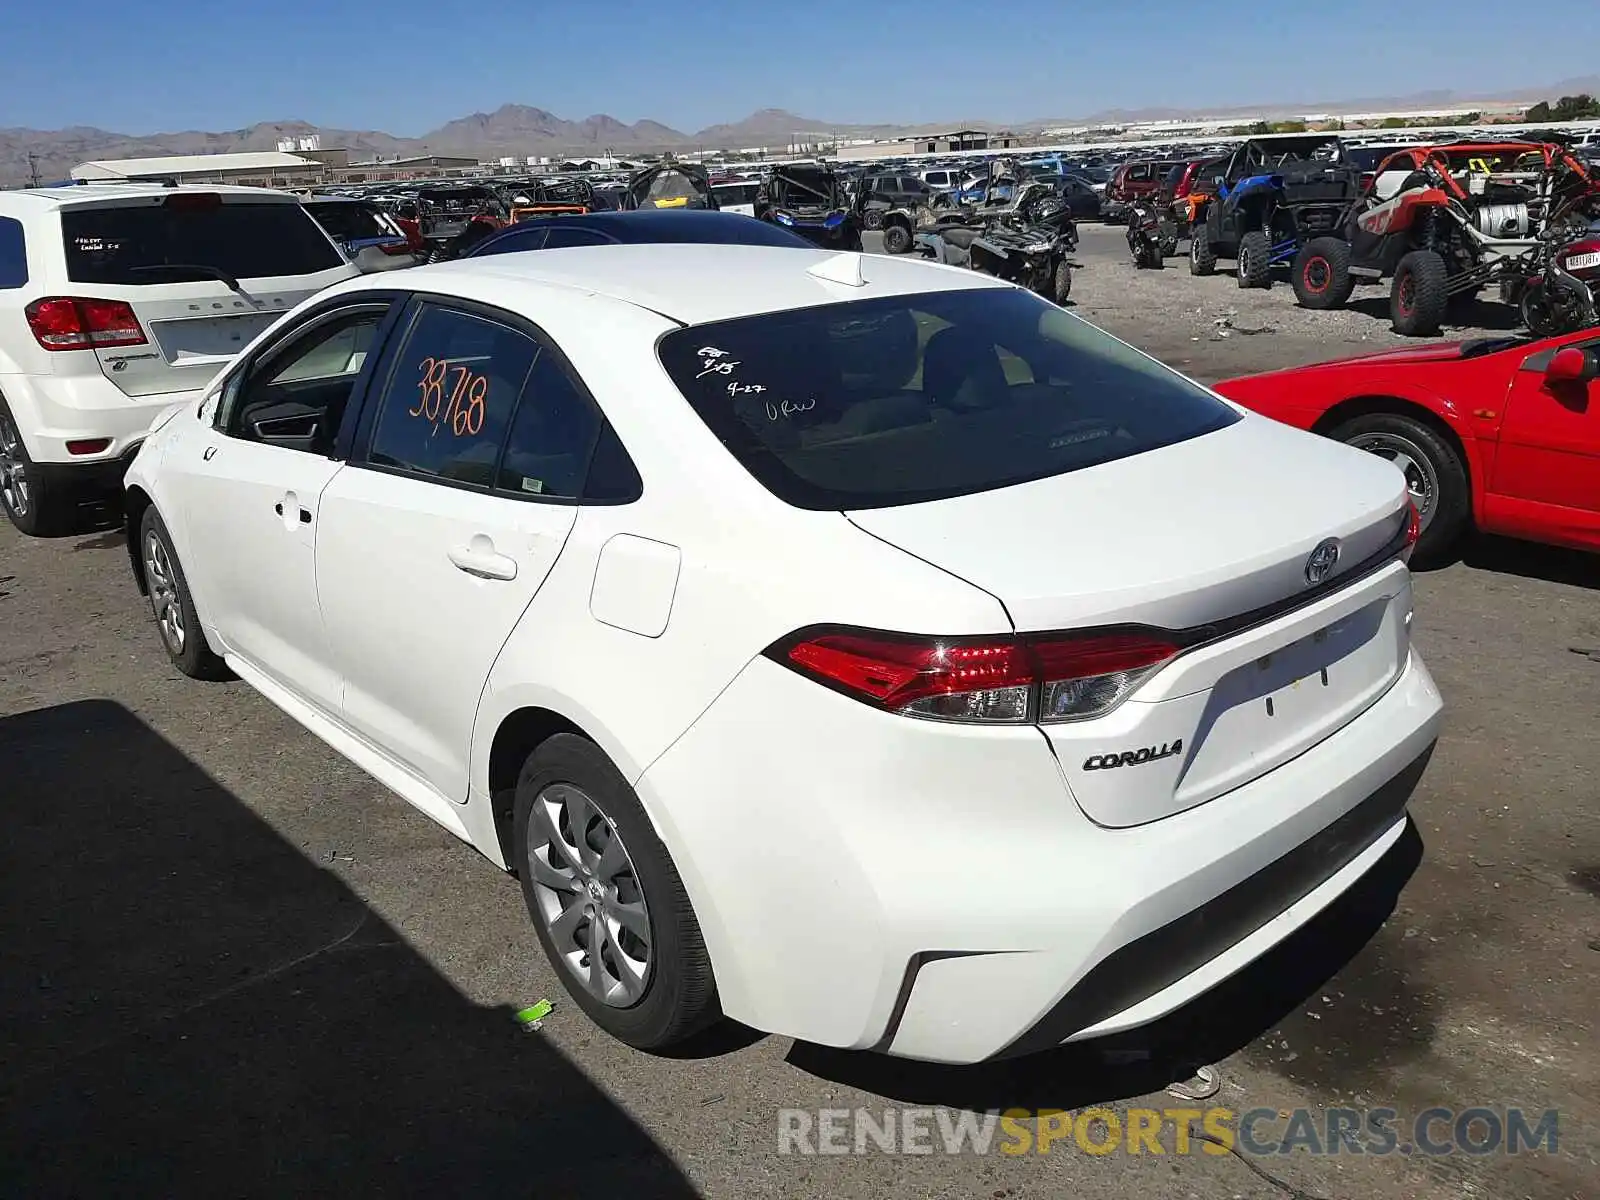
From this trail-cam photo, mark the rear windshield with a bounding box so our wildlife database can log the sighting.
[304,202,394,242]
[658,288,1240,510]
[62,201,344,285]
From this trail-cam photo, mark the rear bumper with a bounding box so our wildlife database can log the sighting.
[0,372,195,467]
[639,646,1442,1064]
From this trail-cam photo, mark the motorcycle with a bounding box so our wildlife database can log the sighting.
[1126,198,1175,269]
[1507,221,1600,336]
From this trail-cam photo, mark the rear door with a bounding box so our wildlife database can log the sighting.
[57,191,353,398]
[315,298,604,801]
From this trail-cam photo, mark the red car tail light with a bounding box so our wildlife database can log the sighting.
[1399,499,1422,563]
[770,629,1180,724]
[25,297,147,351]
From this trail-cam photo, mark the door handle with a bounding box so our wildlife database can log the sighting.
[448,535,518,581]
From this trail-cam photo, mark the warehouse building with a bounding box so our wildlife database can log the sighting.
[70,150,330,186]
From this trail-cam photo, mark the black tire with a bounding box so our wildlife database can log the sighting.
[1390,249,1448,337]
[1292,237,1356,310]
[1237,230,1272,288]
[881,223,913,255]
[1189,226,1217,275]
[1052,259,1073,304]
[862,208,884,232]
[0,395,74,537]
[139,506,231,680]
[513,734,719,1051]
[1328,411,1470,564]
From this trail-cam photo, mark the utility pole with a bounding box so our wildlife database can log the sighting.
[26,152,42,187]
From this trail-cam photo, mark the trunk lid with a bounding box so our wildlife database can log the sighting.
[58,191,355,399]
[847,416,1415,827]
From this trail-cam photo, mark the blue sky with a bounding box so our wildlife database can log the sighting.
[3,0,1596,135]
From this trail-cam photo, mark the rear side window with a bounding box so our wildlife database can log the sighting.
[61,200,344,285]
[368,305,538,487]
[0,217,26,289]
[657,288,1240,511]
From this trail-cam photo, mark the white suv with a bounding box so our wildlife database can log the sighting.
[0,183,357,535]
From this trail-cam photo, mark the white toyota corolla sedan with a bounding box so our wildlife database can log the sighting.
[124,244,1443,1064]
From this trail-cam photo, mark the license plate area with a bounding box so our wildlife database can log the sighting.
[151,314,278,363]
[1174,597,1403,806]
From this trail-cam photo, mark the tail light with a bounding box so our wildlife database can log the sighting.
[163,192,222,212]
[1399,500,1422,563]
[770,629,1180,725]
[25,297,147,350]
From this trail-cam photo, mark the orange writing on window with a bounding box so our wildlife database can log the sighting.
[409,356,487,437]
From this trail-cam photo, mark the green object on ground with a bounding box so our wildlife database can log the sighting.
[515,999,554,1026]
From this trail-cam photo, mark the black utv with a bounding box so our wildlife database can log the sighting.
[754,162,864,251]
[1187,134,1360,288]
[623,160,718,211]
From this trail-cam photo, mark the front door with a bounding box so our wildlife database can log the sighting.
[172,303,395,712]
[316,299,605,802]
[1488,335,1600,550]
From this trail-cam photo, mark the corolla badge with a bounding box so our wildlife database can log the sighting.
[1305,538,1342,585]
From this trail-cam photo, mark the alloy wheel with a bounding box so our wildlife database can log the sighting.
[526,783,653,1007]
[0,410,30,519]
[143,530,186,654]
[1347,432,1437,528]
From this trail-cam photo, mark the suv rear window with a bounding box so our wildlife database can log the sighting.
[658,288,1240,510]
[61,200,344,285]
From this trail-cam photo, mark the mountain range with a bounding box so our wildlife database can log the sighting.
[4,75,1596,185]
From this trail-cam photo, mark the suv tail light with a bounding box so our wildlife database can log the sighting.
[769,629,1180,725]
[25,297,147,351]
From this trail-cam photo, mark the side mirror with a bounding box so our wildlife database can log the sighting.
[1546,345,1599,384]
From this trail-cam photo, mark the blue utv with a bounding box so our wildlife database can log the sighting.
[1187,134,1361,288]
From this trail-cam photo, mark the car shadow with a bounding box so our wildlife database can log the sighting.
[0,700,697,1199]
[785,822,1423,1112]
[1454,532,1600,591]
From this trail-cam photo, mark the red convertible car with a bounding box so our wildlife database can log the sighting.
[1212,330,1600,562]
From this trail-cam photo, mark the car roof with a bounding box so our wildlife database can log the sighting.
[0,183,303,210]
[365,243,1005,326]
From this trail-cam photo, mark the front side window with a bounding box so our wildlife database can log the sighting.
[220,306,390,452]
[367,305,538,487]
[658,288,1240,511]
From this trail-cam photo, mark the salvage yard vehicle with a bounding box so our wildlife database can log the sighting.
[755,162,863,251]
[461,210,813,257]
[302,197,423,272]
[123,243,1440,1063]
[1126,196,1173,268]
[710,179,760,217]
[1103,158,1186,223]
[1511,219,1600,335]
[624,159,717,211]
[416,185,509,262]
[1189,134,1360,288]
[1215,330,1600,561]
[917,182,1077,304]
[1290,141,1600,336]
[508,176,601,223]
[0,184,358,535]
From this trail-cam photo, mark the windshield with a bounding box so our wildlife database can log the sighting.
[62,201,344,285]
[658,289,1240,510]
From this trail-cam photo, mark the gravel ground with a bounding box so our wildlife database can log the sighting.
[2,233,1597,1200]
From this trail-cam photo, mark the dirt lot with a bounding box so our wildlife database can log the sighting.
[2,228,1597,1199]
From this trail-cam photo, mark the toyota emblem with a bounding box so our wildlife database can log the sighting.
[1305,538,1341,585]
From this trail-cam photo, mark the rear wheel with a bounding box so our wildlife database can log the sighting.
[1328,411,1469,563]
[1292,237,1355,310]
[1189,226,1217,275]
[1236,230,1272,288]
[881,223,913,255]
[1390,249,1448,336]
[514,734,719,1050]
[862,208,884,232]
[0,396,71,537]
